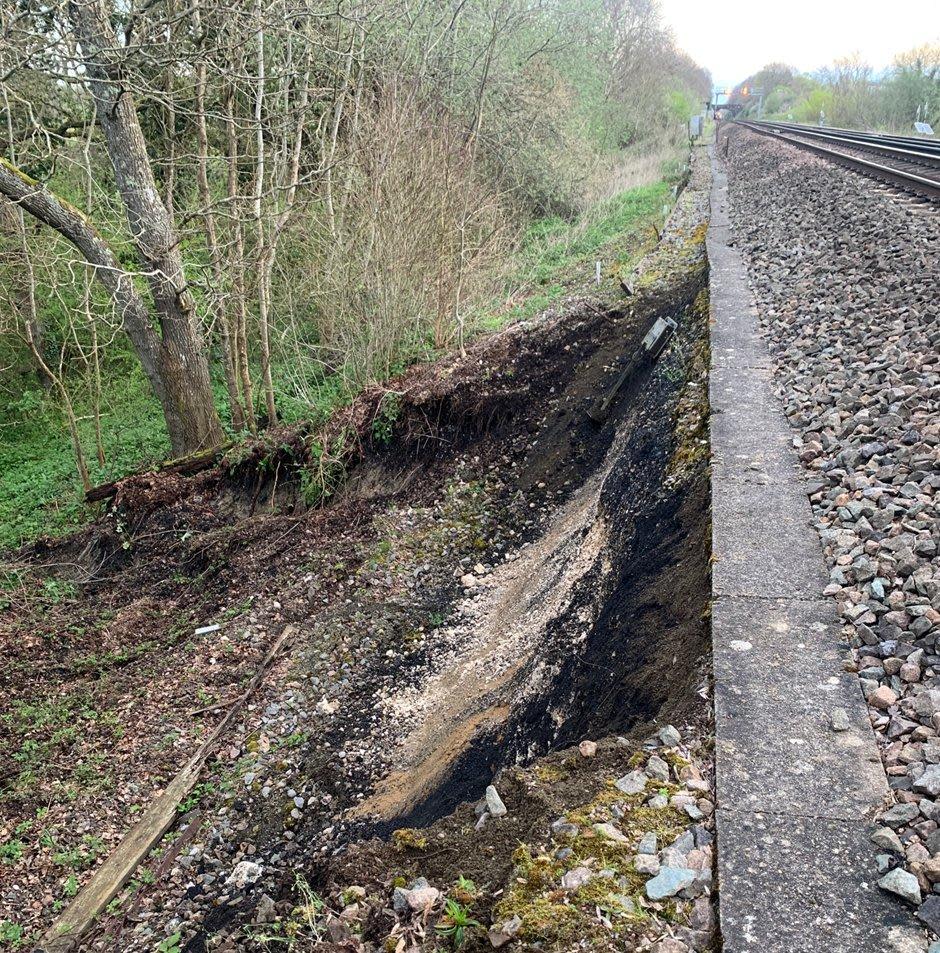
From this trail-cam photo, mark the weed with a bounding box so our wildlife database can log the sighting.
[435,898,482,947]
[0,921,25,947]
[52,835,105,869]
[158,731,181,750]
[290,873,326,940]
[299,432,349,507]
[40,578,76,605]
[156,932,182,953]
[0,841,24,865]
[452,876,479,904]
[371,392,401,446]
[177,781,216,814]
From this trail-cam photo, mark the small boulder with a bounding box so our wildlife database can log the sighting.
[882,803,920,827]
[488,915,522,948]
[226,861,262,890]
[645,867,696,901]
[485,785,507,817]
[593,822,629,844]
[615,771,648,795]
[406,886,440,911]
[579,740,597,758]
[254,893,276,923]
[646,755,670,782]
[653,940,691,953]
[830,708,850,732]
[878,868,921,905]
[561,866,593,890]
[634,854,660,876]
[918,894,940,933]
[551,819,579,838]
[637,832,658,855]
[659,725,682,747]
[915,765,940,797]
[871,827,904,855]
[869,686,898,711]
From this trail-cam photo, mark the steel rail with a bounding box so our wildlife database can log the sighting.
[750,119,940,155]
[744,120,940,167]
[738,122,940,202]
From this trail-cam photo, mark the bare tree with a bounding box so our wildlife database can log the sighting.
[1,0,224,455]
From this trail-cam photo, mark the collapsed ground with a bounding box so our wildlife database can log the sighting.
[1,152,714,952]
[721,124,940,943]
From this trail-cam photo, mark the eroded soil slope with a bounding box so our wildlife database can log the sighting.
[2,149,714,953]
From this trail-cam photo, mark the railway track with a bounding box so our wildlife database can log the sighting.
[737,119,940,201]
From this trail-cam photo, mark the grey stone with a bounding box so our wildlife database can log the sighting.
[485,785,507,817]
[405,885,440,911]
[917,894,940,932]
[560,866,592,890]
[226,861,262,889]
[878,867,921,905]
[634,854,660,875]
[659,725,682,747]
[870,827,904,855]
[253,893,276,923]
[593,822,629,844]
[614,770,648,795]
[881,802,920,827]
[637,832,658,855]
[830,708,850,732]
[645,867,696,900]
[646,755,671,782]
[488,915,522,948]
[915,765,940,797]
[551,820,579,838]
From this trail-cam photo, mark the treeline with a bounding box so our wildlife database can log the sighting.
[730,45,940,130]
[0,0,709,485]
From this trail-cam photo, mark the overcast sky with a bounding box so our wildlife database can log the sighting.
[657,0,940,90]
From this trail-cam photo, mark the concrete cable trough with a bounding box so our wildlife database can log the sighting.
[707,143,927,952]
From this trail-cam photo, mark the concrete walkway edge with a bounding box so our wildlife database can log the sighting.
[707,144,926,952]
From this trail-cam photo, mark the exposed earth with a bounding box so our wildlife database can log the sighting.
[2,151,717,952]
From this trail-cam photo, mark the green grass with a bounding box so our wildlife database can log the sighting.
[0,173,679,551]
[474,177,674,330]
[0,362,169,550]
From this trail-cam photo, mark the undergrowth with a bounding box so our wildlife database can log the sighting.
[0,160,684,551]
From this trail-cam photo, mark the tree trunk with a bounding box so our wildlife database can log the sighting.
[251,5,278,425]
[223,85,257,432]
[65,0,224,454]
[193,5,247,432]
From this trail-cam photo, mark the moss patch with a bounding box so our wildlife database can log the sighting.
[493,769,688,948]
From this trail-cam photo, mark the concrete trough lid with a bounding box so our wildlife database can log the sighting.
[642,316,677,359]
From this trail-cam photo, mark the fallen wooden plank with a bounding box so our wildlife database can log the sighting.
[38,624,294,952]
[37,760,202,952]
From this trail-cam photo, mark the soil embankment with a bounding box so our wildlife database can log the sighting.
[3,148,715,953]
